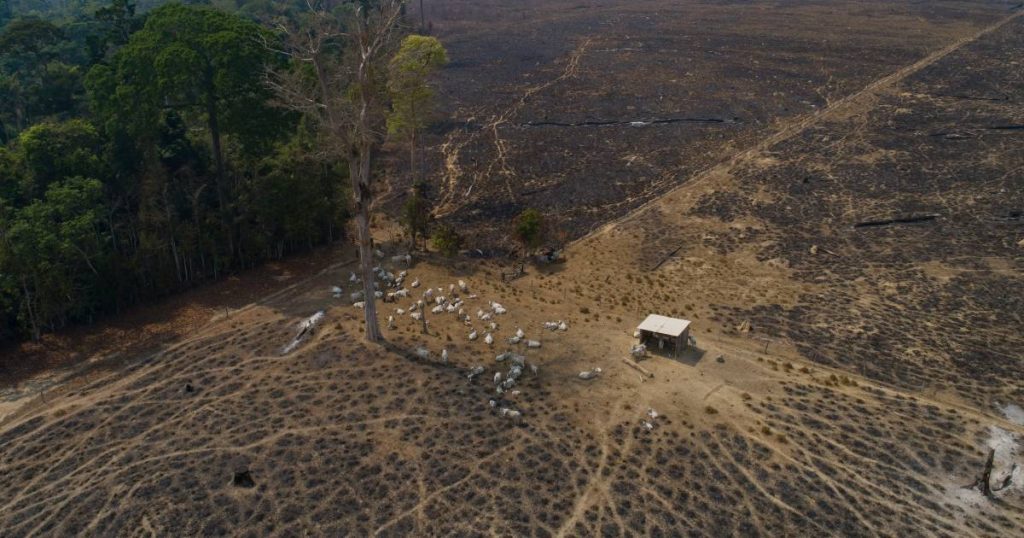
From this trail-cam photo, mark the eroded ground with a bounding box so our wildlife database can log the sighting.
[2,0,1023,536]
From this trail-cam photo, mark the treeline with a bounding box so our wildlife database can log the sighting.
[0,1,349,341]
[2,0,299,26]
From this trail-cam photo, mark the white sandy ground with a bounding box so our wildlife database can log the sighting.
[986,426,1022,491]
[944,426,1022,516]
[999,403,1024,426]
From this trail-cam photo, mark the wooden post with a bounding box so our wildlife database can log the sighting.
[420,302,429,335]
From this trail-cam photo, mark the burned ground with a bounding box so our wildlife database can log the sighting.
[688,14,1024,407]
[406,0,1021,246]
[1,1,1023,536]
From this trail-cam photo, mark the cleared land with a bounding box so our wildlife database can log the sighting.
[2,0,1023,536]
[415,0,1021,245]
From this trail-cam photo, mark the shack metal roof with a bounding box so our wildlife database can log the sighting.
[637,314,691,337]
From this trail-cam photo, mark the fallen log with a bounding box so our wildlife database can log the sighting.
[964,448,996,498]
[853,214,939,229]
[622,357,654,378]
[649,244,684,271]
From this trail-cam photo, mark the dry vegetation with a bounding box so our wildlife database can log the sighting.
[2,0,1024,536]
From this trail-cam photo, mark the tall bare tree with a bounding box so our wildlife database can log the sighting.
[266,0,405,342]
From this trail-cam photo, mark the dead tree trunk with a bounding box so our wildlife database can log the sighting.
[967,448,996,498]
[205,73,235,259]
[350,145,382,343]
[966,447,1018,497]
[409,129,417,184]
[344,2,402,344]
[265,0,404,344]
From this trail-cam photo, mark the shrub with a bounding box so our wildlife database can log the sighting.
[400,187,431,248]
[513,208,544,251]
[431,224,463,257]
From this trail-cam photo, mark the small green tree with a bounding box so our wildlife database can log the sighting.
[431,224,462,258]
[387,34,447,184]
[400,185,431,250]
[514,208,544,253]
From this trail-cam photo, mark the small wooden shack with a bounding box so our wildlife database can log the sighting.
[637,314,691,357]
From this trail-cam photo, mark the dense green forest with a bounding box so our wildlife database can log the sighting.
[2,0,300,25]
[0,1,355,342]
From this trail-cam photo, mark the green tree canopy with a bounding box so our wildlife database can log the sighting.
[514,208,544,252]
[0,1,355,343]
[0,0,11,27]
[0,175,109,338]
[85,1,290,258]
[387,34,447,183]
[387,34,447,139]
[17,119,104,198]
[91,0,144,58]
[0,17,83,138]
[400,182,431,249]
[431,223,462,258]
[0,17,63,56]
[86,2,287,161]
